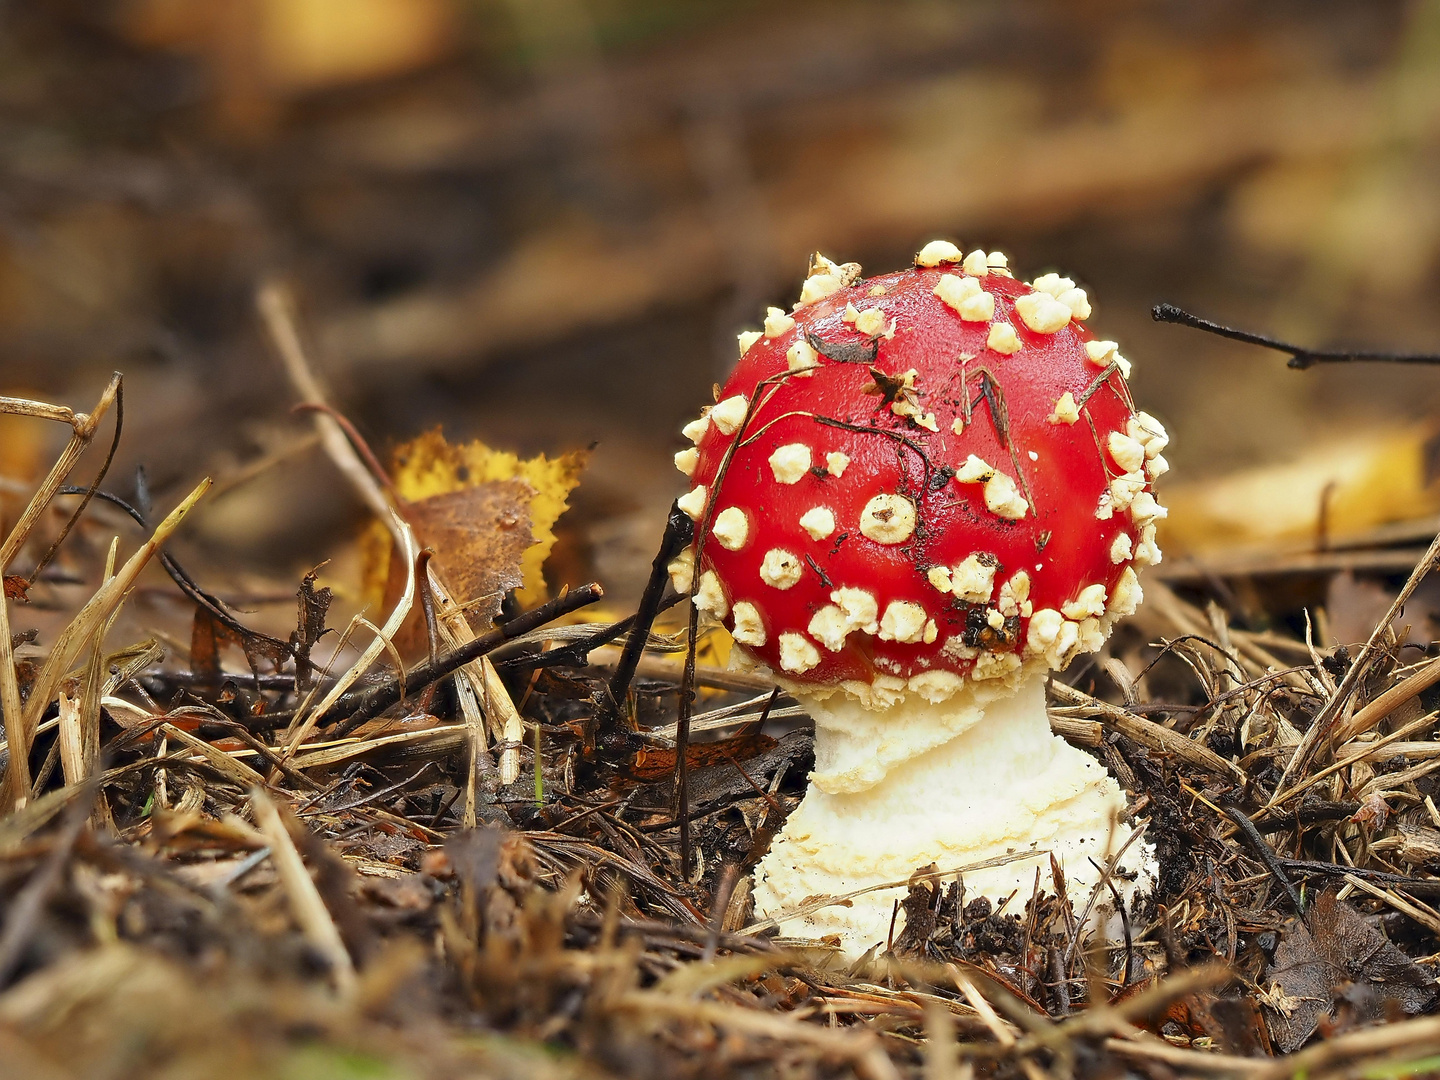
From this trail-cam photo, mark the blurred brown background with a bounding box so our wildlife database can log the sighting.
[4,0,1440,607]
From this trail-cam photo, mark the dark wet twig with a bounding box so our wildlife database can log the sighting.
[494,592,685,673]
[330,582,605,729]
[1223,804,1303,915]
[1251,801,1360,833]
[1153,303,1440,368]
[202,717,319,790]
[1098,868,1132,988]
[1277,858,1440,899]
[307,763,436,816]
[605,504,693,727]
[704,862,742,961]
[168,582,606,737]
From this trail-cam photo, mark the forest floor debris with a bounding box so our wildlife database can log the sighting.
[4,370,1440,1080]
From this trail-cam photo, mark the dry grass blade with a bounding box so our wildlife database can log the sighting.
[430,588,494,786]
[486,656,527,789]
[0,374,121,573]
[1048,681,1244,779]
[0,582,26,812]
[1260,707,1437,811]
[1341,872,1440,935]
[288,725,464,770]
[249,787,356,998]
[615,992,902,1080]
[479,654,521,792]
[257,282,395,536]
[1328,653,1440,746]
[1102,1036,1271,1075]
[945,967,1050,1080]
[0,396,76,425]
[948,967,1019,1047]
[1275,528,1440,792]
[57,544,116,798]
[1253,1014,1440,1080]
[263,281,499,795]
[3,479,209,809]
[161,723,267,788]
[923,1003,969,1080]
[0,784,86,855]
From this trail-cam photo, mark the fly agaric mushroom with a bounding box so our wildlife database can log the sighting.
[671,245,1168,955]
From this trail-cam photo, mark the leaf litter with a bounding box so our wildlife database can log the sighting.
[5,334,1440,1078]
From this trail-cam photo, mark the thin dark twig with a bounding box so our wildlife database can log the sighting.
[548,797,622,834]
[291,402,396,492]
[721,745,784,818]
[735,410,936,492]
[201,717,319,790]
[29,735,62,799]
[677,563,701,878]
[428,785,462,828]
[606,505,693,724]
[803,553,832,589]
[58,487,292,657]
[143,670,317,693]
[1098,866,1133,989]
[1275,859,1440,899]
[975,369,1036,514]
[28,379,124,584]
[1132,632,1247,688]
[266,583,605,739]
[704,862,741,962]
[1222,805,1304,915]
[676,373,791,877]
[1251,801,1360,833]
[493,590,685,672]
[1073,361,1121,409]
[808,415,935,490]
[633,802,736,834]
[1153,303,1440,369]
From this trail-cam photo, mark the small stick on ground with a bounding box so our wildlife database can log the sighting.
[250,786,356,999]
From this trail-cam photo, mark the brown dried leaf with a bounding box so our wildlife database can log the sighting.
[189,607,221,682]
[188,605,290,683]
[406,479,533,626]
[1262,890,1437,1052]
[289,566,333,688]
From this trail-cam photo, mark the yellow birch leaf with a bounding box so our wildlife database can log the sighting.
[1159,422,1440,558]
[363,429,588,617]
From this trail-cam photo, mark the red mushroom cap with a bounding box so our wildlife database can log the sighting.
[673,247,1168,704]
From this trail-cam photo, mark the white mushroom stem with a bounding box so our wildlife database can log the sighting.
[752,676,1153,957]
